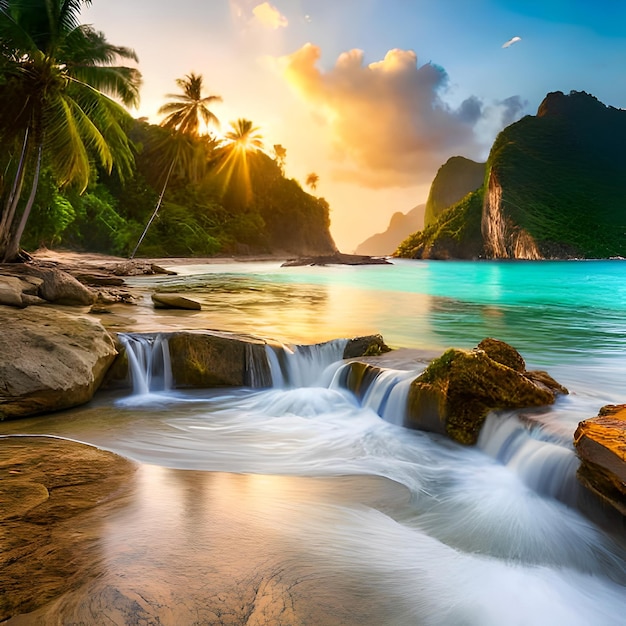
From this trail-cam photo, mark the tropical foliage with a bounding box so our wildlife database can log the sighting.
[0,0,141,261]
[0,2,334,259]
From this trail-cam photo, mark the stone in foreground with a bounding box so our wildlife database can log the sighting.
[152,293,202,310]
[407,338,568,445]
[574,404,626,517]
[0,307,117,420]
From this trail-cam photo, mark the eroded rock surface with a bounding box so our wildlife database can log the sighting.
[574,404,626,516]
[0,307,118,420]
[0,436,136,622]
[407,338,567,444]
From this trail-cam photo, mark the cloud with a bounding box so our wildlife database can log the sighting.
[278,44,509,188]
[252,2,288,29]
[502,36,522,48]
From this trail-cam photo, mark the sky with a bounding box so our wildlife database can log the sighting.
[81,0,626,252]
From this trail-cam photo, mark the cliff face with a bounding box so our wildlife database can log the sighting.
[482,90,626,259]
[424,157,485,227]
[481,169,542,259]
[354,204,425,255]
[398,91,626,260]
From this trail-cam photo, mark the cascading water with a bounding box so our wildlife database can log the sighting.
[265,339,348,388]
[478,412,582,505]
[119,333,173,395]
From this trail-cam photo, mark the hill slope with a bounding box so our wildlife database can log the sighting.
[354,204,425,256]
[397,91,626,260]
[424,157,485,227]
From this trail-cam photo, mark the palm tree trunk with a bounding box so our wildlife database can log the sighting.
[130,157,176,259]
[0,127,30,248]
[3,141,42,262]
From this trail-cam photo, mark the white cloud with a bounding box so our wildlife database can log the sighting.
[278,44,510,188]
[252,2,288,29]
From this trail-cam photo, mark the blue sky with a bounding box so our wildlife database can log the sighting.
[82,0,626,251]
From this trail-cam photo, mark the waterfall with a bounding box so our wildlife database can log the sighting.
[119,333,173,395]
[360,369,416,426]
[478,412,581,505]
[265,339,348,388]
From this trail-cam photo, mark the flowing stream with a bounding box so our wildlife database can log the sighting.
[2,259,626,625]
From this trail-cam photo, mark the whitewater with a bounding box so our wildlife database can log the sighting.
[2,259,625,625]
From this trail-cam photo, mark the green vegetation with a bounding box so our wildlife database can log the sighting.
[0,0,141,261]
[485,91,626,258]
[396,189,484,259]
[0,1,334,261]
[397,91,626,260]
[424,156,485,227]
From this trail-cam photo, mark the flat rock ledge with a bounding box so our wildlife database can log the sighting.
[282,252,391,267]
[575,404,626,517]
[0,436,136,622]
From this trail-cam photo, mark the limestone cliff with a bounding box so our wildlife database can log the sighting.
[397,91,626,260]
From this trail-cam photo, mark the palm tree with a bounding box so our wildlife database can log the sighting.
[158,73,221,136]
[0,0,142,261]
[223,118,264,152]
[130,74,221,258]
[273,144,287,173]
[306,172,319,192]
[215,118,264,207]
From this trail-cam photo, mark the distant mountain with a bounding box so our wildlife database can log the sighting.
[354,204,425,256]
[397,91,626,260]
[424,157,485,227]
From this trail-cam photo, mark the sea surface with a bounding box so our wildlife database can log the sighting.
[3,259,626,625]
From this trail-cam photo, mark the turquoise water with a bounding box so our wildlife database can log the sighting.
[135,257,626,374]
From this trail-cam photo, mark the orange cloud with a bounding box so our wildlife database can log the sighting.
[252,2,288,29]
[279,44,496,188]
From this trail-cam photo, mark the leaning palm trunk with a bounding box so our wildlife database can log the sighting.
[0,127,30,248]
[4,142,43,262]
[130,157,176,259]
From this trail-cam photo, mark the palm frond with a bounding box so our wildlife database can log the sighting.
[69,65,141,107]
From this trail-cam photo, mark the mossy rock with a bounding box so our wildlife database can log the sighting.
[407,340,567,445]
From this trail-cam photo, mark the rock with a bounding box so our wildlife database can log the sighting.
[343,334,391,358]
[71,272,126,287]
[152,293,202,310]
[0,436,135,621]
[477,337,525,372]
[168,331,270,388]
[407,340,567,445]
[103,330,272,390]
[0,307,118,420]
[4,265,95,305]
[282,252,392,267]
[0,276,27,307]
[574,404,626,517]
[112,261,176,276]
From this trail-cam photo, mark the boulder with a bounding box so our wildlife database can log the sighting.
[2,265,95,305]
[574,404,626,516]
[167,331,270,388]
[0,307,118,420]
[151,293,202,310]
[343,334,391,358]
[407,339,567,445]
[0,276,27,307]
[103,330,273,390]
